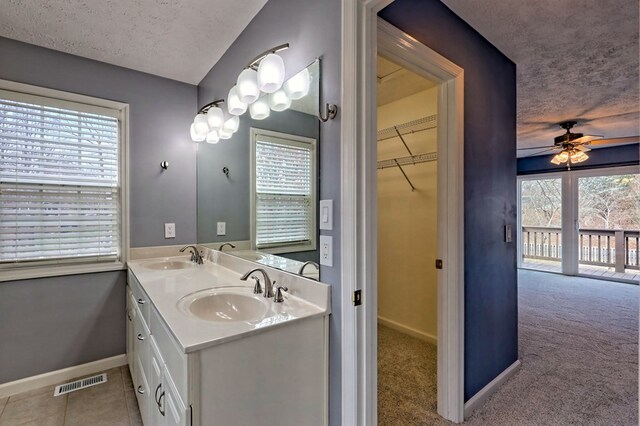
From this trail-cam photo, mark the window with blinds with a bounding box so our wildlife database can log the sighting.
[0,89,122,267]
[252,130,316,252]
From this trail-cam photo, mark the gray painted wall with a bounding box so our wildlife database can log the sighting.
[197,0,342,422]
[0,37,198,384]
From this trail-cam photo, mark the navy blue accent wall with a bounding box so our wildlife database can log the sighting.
[380,0,518,401]
[518,144,639,175]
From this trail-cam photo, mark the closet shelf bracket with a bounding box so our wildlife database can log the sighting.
[394,159,415,191]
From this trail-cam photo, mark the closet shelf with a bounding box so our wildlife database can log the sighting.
[377,114,437,142]
[377,152,437,170]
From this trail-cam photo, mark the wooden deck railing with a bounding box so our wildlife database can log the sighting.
[522,226,639,272]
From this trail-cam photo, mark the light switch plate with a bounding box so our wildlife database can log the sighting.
[320,235,333,267]
[217,222,226,236]
[505,224,512,243]
[319,200,333,230]
[164,223,175,239]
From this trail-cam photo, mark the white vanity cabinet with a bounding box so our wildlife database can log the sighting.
[127,272,190,426]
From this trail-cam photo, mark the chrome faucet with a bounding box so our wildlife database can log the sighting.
[179,245,203,264]
[240,268,275,298]
[218,242,236,251]
[297,261,320,276]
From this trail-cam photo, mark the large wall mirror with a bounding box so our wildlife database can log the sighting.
[197,59,321,280]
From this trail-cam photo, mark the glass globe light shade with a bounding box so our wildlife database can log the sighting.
[283,67,310,100]
[223,116,240,133]
[190,123,205,142]
[269,89,291,112]
[206,130,220,144]
[227,86,248,116]
[193,113,209,135]
[206,106,224,130]
[249,97,271,120]
[219,129,233,140]
[257,53,285,93]
[237,68,260,104]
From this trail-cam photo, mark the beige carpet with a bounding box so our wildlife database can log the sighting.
[377,270,638,425]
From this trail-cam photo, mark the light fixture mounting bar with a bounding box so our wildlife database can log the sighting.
[198,99,225,114]
[247,43,290,69]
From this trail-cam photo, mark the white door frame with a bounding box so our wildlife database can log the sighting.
[340,2,466,424]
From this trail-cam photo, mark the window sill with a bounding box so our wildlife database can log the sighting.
[0,262,127,283]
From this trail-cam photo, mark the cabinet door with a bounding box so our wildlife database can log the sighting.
[126,287,135,374]
[134,357,151,426]
[149,336,166,425]
[163,366,189,426]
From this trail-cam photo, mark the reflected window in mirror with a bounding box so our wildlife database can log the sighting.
[250,128,317,254]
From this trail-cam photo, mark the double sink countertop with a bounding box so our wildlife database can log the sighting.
[128,250,331,354]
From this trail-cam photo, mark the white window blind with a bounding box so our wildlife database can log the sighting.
[254,134,316,250]
[0,91,121,267]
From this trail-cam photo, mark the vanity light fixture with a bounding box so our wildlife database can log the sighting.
[206,130,220,144]
[257,53,286,93]
[223,116,240,133]
[269,89,291,112]
[237,68,260,104]
[190,99,226,142]
[283,67,310,100]
[250,97,271,120]
[219,128,233,140]
[190,123,206,142]
[227,86,247,116]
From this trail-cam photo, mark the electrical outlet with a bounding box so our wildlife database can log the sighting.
[217,222,226,236]
[164,223,176,239]
[320,235,333,267]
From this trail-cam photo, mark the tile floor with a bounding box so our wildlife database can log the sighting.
[0,366,142,426]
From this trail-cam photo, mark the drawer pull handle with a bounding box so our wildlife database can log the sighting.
[137,298,146,305]
[158,391,165,416]
[137,333,145,341]
[155,383,162,404]
[137,385,145,395]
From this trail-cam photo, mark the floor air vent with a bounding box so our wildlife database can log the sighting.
[54,373,107,396]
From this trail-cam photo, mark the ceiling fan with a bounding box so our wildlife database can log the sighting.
[518,121,639,169]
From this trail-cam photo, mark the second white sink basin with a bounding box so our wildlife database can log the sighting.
[144,260,195,270]
[178,288,269,323]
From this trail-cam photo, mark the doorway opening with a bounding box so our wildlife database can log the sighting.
[376,53,441,423]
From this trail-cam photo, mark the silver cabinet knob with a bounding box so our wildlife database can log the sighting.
[137,298,146,305]
[137,333,145,341]
[137,385,145,394]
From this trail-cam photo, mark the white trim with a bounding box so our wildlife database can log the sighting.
[0,78,131,279]
[377,316,437,345]
[463,360,521,418]
[341,4,466,423]
[0,354,126,398]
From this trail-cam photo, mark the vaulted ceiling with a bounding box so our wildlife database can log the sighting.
[0,0,268,84]
[442,0,639,155]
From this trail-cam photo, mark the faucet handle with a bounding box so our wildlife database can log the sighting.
[250,276,262,294]
[274,284,288,303]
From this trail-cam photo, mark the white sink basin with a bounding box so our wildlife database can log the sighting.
[178,288,269,323]
[232,251,265,261]
[144,260,195,270]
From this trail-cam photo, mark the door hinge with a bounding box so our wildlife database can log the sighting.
[352,289,362,306]
[435,259,443,269]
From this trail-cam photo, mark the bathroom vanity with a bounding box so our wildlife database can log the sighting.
[126,249,330,425]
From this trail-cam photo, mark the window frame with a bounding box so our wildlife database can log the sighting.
[0,79,129,282]
[250,127,317,254]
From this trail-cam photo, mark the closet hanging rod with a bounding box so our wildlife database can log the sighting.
[377,114,437,142]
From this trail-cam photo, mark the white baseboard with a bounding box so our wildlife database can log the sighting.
[0,354,127,399]
[464,359,521,419]
[377,316,437,345]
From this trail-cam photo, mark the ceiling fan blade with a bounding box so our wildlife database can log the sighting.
[523,147,559,157]
[517,145,557,151]
[571,135,603,144]
[575,145,591,152]
[586,136,640,146]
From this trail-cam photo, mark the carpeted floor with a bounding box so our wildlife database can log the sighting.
[378,270,639,425]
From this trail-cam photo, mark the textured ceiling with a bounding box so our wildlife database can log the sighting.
[442,0,639,154]
[0,0,268,84]
[377,55,436,106]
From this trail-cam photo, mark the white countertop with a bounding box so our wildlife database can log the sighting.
[128,253,330,353]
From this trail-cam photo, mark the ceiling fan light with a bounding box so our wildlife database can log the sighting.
[237,68,260,104]
[284,67,310,100]
[206,106,224,130]
[190,123,205,142]
[257,53,285,93]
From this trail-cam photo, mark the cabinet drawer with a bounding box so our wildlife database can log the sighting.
[134,356,151,426]
[150,304,189,405]
[133,302,151,380]
[128,271,150,324]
